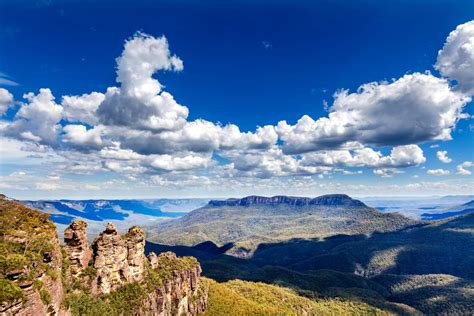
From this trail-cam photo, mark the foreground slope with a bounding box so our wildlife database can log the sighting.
[147,194,416,256]
[203,278,392,315]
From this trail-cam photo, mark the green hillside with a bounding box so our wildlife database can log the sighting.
[147,195,416,256]
[203,278,393,315]
[147,212,474,314]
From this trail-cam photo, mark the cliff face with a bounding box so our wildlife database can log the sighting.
[1,195,207,316]
[0,195,64,316]
[208,194,367,207]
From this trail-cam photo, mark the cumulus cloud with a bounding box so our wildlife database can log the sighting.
[0,88,14,115]
[427,169,451,176]
[436,20,474,95]
[3,89,63,145]
[1,22,472,191]
[300,145,425,169]
[277,73,470,154]
[62,124,103,150]
[436,150,452,163]
[373,168,403,178]
[61,92,105,125]
[150,154,211,171]
[456,161,473,175]
[97,33,188,132]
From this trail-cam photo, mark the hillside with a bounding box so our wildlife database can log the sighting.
[147,194,417,256]
[203,278,392,315]
[146,212,474,314]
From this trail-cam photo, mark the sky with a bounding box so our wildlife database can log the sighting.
[0,0,473,199]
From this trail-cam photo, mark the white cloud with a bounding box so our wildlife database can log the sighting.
[61,92,105,125]
[300,144,425,169]
[3,89,63,145]
[436,150,452,163]
[1,22,472,195]
[0,72,18,86]
[150,154,211,171]
[436,20,474,95]
[277,73,471,154]
[427,169,451,176]
[97,33,188,132]
[373,168,403,178]
[456,161,473,175]
[62,124,103,150]
[0,88,14,115]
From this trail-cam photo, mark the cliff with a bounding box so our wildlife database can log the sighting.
[208,194,367,207]
[0,195,64,315]
[0,195,208,315]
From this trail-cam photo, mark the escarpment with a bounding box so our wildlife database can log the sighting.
[1,195,207,315]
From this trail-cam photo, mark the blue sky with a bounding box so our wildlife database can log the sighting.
[0,0,473,199]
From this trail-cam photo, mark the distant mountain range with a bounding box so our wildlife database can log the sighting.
[421,200,474,220]
[147,194,417,257]
[362,195,474,219]
[23,198,209,238]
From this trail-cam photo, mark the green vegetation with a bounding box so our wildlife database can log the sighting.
[40,288,52,305]
[146,254,198,288]
[148,203,416,255]
[148,212,474,315]
[63,253,202,316]
[0,196,59,304]
[0,278,25,303]
[203,278,392,315]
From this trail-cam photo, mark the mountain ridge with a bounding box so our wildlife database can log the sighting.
[208,194,367,207]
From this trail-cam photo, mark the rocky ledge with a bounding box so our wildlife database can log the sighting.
[208,194,367,207]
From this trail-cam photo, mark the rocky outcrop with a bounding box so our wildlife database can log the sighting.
[143,252,208,315]
[64,220,92,278]
[90,223,147,294]
[0,196,64,316]
[92,223,130,294]
[208,194,367,207]
[62,221,207,315]
[125,225,146,283]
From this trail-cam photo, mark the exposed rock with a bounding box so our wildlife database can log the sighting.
[92,223,129,294]
[148,251,159,269]
[142,252,207,315]
[125,225,146,283]
[208,194,367,207]
[64,220,92,278]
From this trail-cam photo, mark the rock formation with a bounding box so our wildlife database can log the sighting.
[125,225,146,283]
[1,194,207,315]
[92,222,130,294]
[63,219,92,278]
[62,221,207,314]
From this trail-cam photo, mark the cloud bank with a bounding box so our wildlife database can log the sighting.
[1,21,473,193]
